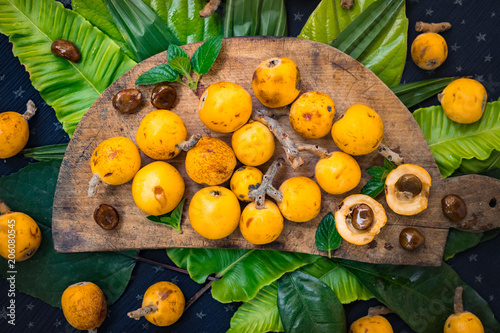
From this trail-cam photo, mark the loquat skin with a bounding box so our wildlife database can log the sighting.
[198,82,253,133]
[0,112,29,159]
[289,91,335,139]
[252,57,301,108]
[315,151,361,195]
[411,32,448,70]
[278,176,321,222]
[90,136,141,185]
[444,312,484,333]
[438,78,488,124]
[185,136,237,185]
[232,122,275,166]
[136,110,187,160]
[230,166,263,202]
[143,282,185,327]
[0,212,41,261]
[331,104,384,156]
[61,282,107,331]
[349,315,394,333]
[189,186,241,239]
[240,200,283,245]
[132,161,185,216]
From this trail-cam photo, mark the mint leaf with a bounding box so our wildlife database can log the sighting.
[384,158,396,171]
[191,35,223,75]
[167,43,188,62]
[135,64,179,85]
[315,213,341,258]
[146,198,185,233]
[361,178,385,198]
[169,56,192,77]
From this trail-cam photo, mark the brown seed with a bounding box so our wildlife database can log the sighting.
[399,227,425,251]
[51,39,81,63]
[351,203,374,230]
[395,174,422,199]
[151,85,177,109]
[441,194,467,222]
[93,204,119,230]
[113,88,143,114]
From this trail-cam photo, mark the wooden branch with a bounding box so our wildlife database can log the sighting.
[248,158,284,209]
[416,21,451,33]
[23,100,37,122]
[199,0,221,18]
[127,304,158,320]
[297,143,331,159]
[377,143,404,165]
[176,134,202,151]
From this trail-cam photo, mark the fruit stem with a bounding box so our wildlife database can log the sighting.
[252,110,303,169]
[297,144,331,159]
[367,305,393,317]
[88,173,102,198]
[377,143,404,166]
[454,286,464,314]
[248,157,284,209]
[199,0,221,18]
[176,134,202,151]
[88,329,97,333]
[185,281,213,311]
[22,100,37,122]
[0,198,12,215]
[127,304,158,320]
[415,21,451,33]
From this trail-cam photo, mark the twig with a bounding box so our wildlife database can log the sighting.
[0,198,11,215]
[23,100,37,122]
[367,305,393,317]
[416,21,451,33]
[377,143,404,166]
[185,281,213,311]
[127,304,158,320]
[252,110,303,169]
[297,144,331,159]
[176,134,202,151]
[88,173,102,197]
[248,158,284,209]
[341,0,354,10]
[454,286,464,314]
[199,0,221,18]
[116,252,220,282]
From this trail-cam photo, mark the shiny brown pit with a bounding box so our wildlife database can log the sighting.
[399,227,425,251]
[395,174,422,199]
[113,88,143,114]
[441,194,467,222]
[351,204,374,231]
[93,204,119,230]
[151,85,177,109]
[51,39,81,63]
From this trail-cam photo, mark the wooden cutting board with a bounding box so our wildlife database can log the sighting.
[52,37,500,266]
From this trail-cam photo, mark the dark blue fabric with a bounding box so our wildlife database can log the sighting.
[1,1,499,332]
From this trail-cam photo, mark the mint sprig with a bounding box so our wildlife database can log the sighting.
[315,212,341,258]
[361,158,396,198]
[135,35,224,93]
[146,198,185,233]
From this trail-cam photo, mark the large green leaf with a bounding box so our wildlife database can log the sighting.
[414,101,500,178]
[0,0,136,137]
[227,258,372,333]
[223,0,287,37]
[167,248,319,303]
[456,150,500,175]
[277,271,346,333]
[298,0,407,86]
[390,77,456,109]
[338,259,500,333]
[444,228,500,260]
[0,161,136,307]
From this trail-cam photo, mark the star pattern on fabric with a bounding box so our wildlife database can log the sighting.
[484,54,492,62]
[171,275,179,284]
[454,0,462,5]
[196,311,207,319]
[492,12,496,17]
[293,11,304,21]
[451,42,460,52]
[152,266,164,273]
[456,66,463,72]
[26,302,34,310]
[53,319,62,327]
[469,254,478,262]
[0,74,5,81]
[13,86,25,98]
[142,322,150,330]
[224,305,234,312]
[475,274,483,283]
[0,307,7,319]
[475,74,484,82]
[27,321,35,328]
[135,294,143,301]
[476,32,486,42]
[425,7,434,16]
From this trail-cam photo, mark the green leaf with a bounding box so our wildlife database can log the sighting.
[337,259,500,333]
[22,143,68,161]
[390,77,456,109]
[169,56,192,77]
[149,0,221,45]
[444,228,500,260]
[456,150,500,175]
[227,258,373,333]
[191,35,223,75]
[228,283,284,333]
[223,0,288,37]
[365,166,385,178]
[383,158,396,170]
[73,0,134,59]
[360,178,385,198]
[315,213,341,258]
[0,0,136,136]
[167,248,320,303]
[277,271,346,333]
[167,43,188,62]
[135,64,180,85]
[146,198,184,233]
[0,161,136,307]
[298,0,408,86]
[413,101,500,178]
[105,0,181,62]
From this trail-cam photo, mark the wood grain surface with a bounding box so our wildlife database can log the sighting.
[52,37,500,266]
